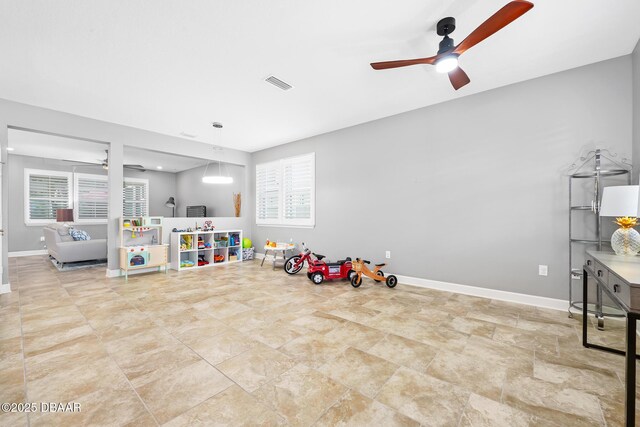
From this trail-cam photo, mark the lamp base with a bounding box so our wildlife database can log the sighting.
[611,227,640,256]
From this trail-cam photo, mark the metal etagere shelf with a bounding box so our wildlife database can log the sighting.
[568,149,632,328]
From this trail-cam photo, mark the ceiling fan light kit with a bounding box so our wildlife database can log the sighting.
[370,0,534,90]
[435,55,459,73]
[202,122,234,185]
[202,175,233,184]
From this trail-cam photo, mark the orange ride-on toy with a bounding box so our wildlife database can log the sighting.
[350,258,398,288]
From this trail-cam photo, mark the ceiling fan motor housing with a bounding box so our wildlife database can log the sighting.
[436,17,456,54]
[436,17,456,36]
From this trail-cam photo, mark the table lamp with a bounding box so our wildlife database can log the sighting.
[56,208,74,225]
[599,185,640,256]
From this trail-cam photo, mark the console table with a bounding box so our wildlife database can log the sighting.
[583,250,640,426]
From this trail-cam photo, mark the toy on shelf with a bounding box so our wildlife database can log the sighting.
[214,254,225,263]
[202,220,214,231]
[204,242,212,249]
[197,236,205,249]
[180,259,195,268]
[180,235,193,251]
[198,254,209,266]
[350,258,397,288]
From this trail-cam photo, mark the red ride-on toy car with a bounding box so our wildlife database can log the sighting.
[307,254,354,285]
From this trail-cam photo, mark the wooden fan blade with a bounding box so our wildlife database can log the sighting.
[453,1,533,56]
[448,67,470,90]
[62,159,101,166]
[370,56,437,70]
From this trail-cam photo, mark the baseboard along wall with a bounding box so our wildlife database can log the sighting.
[254,252,568,312]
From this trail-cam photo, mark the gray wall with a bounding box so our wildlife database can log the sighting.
[251,56,633,301]
[7,154,177,252]
[175,163,245,217]
[633,38,640,184]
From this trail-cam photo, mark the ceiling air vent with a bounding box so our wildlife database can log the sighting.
[265,75,293,91]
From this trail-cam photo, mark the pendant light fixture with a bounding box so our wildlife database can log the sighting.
[202,122,233,185]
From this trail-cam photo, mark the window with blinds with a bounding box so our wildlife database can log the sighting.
[74,174,108,223]
[25,169,72,225]
[256,153,315,227]
[123,178,149,217]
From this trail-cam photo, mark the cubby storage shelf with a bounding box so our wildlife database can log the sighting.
[170,230,243,271]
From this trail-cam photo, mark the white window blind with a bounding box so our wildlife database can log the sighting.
[123,178,148,217]
[75,174,108,223]
[256,161,281,222]
[25,169,72,225]
[256,153,315,227]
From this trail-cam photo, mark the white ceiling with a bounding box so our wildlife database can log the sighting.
[1,1,639,152]
[8,128,210,172]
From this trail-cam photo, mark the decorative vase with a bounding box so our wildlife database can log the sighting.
[610,217,640,256]
[233,193,241,217]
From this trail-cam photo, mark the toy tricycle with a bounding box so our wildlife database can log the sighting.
[307,254,354,285]
[284,242,316,274]
[350,258,397,288]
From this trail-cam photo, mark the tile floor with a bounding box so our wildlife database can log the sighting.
[0,255,636,426]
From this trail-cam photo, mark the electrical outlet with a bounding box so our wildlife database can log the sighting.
[385,251,391,259]
[40,236,45,242]
[538,265,548,276]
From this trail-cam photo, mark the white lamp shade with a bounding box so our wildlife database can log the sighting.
[599,185,639,217]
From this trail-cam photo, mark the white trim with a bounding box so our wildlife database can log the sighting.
[8,249,48,257]
[254,252,566,310]
[256,224,315,229]
[0,283,11,294]
[394,274,567,311]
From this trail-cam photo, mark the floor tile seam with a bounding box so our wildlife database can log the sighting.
[245,363,309,414]
[454,393,472,427]
[308,386,353,426]
[72,298,162,427]
[159,381,236,426]
[156,319,255,401]
[16,288,32,427]
[522,350,611,426]
[369,362,403,401]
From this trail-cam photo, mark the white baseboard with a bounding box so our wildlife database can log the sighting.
[255,252,567,311]
[8,249,48,258]
[0,282,11,294]
[394,274,567,311]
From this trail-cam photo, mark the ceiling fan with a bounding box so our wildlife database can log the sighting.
[64,150,146,172]
[370,0,534,90]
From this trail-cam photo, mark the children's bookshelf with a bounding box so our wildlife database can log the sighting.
[170,230,243,271]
